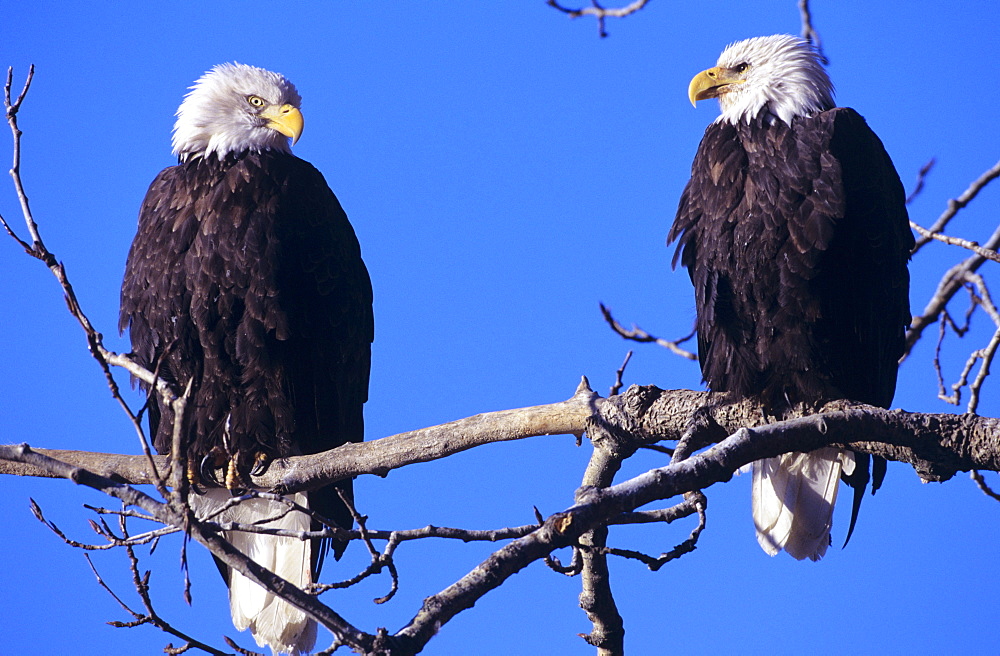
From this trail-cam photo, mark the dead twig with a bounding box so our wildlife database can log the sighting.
[600,303,697,361]
[609,351,633,397]
[83,547,229,655]
[912,158,1000,254]
[906,158,936,205]
[546,0,652,38]
[905,221,1000,358]
[971,470,1000,502]
[910,221,1000,264]
[798,0,827,64]
[932,273,1000,413]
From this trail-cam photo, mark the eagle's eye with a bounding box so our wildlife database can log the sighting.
[733,62,749,74]
[247,95,266,108]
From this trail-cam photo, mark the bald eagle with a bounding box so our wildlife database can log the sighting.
[120,63,373,653]
[668,35,912,560]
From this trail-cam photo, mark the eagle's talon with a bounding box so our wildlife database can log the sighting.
[250,452,272,477]
[199,453,222,487]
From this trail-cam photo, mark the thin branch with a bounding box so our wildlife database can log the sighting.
[32,498,178,550]
[905,221,1000,357]
[597,494,707,572]
[544,544,584,576]
[85,553,152,627]
[84,549,230,655]
[600,303,697,361]
[798,0,827,64]
[339,488,402,604]
[2,444,381,652]
[609,350,632,397]
[931,272,1000,413]
[546,0,652,38]
[613,496,700,525]
[910,220,1000,264]
[970,470,1000,502]
[906,158,936,205]
[904,159,1000,360]
[963,275,1000,414]
[223,636,264,656]
[2,65,38,250]
[912,158,1000,253]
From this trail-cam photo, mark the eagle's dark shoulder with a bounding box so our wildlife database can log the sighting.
[813,108,913,407]
[255,151,375,457]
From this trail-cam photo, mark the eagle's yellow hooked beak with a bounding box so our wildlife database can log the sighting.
[688,66,746,107]
[262,104,304,144]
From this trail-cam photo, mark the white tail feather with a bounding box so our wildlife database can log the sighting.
[196,490,317,655]
[751,447,854,561]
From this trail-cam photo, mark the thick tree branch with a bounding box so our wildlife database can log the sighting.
[5,385,999,490]
[577,426,626,654]
[0,378,600,485]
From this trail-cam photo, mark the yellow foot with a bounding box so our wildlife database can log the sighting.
[186,460,202,488]
[225,457,243,491]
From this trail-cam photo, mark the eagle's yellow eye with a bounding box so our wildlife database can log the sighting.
[247,95,265,107]
[733,62,749,74]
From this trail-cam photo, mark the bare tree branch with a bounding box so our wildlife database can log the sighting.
[601,493,705,570]
[906,158,936,205]
[912,158,1000,254]
[609,350,633,397]
[910,220,1000,264]
[905,221,1000,358]
[0,377,598,484]
[6,384,1000,490]
[2,66,175,501]
[577,426,626,654]
[0,444,381,652]
[931,272,1000,413]
[546,0,653,38]
[970,469,1000,502]
[600,303,698,361]
[798,0,827,64]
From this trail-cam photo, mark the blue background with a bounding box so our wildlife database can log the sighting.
[3,2,998,654]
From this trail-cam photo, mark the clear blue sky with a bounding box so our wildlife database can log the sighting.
[3,2,998,654]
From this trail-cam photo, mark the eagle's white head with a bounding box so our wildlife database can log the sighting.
[172,63,303,161]
[688,35,834,126]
